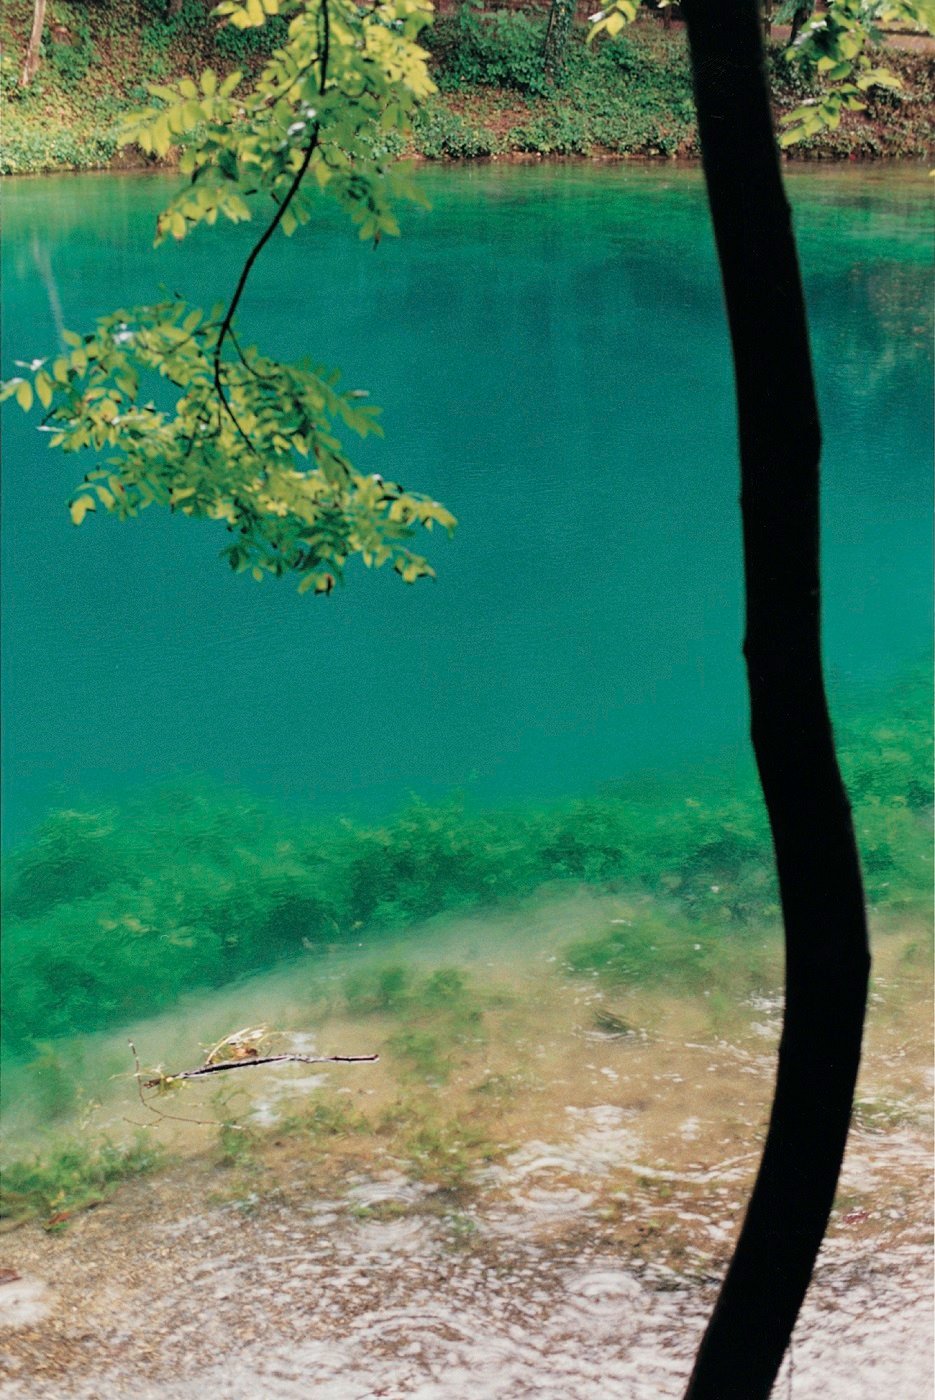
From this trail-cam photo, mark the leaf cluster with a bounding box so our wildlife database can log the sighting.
[3,0,454,593]
[779,0,933,144]
[426,6,555,96]
[584,0,933,146]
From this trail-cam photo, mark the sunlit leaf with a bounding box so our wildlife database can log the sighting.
[69,496,96,526]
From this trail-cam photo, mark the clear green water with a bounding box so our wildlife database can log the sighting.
[0,164,932,1070]
[2,164,931,837]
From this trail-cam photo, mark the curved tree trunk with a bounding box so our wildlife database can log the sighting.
[679,2,871,1396]
[20,0,46,87]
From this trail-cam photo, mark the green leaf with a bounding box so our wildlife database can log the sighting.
[181,100,204,131]
[70,496,96,526]
[35,371,53,408]
[15,380,33,411]
[151,115,172,158]
[3,0,451,596]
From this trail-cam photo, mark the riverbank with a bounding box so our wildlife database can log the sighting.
[1,5,933,175]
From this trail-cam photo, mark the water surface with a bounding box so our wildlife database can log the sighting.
[2,163,931,841]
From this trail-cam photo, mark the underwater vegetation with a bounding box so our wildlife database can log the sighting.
[1,668,930,1062]
[0,1134,162,1228]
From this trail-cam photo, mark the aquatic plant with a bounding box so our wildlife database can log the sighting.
[390,1099,498,1192]
[0,1134,162,1228]
[563,907,775,997]
[1,669,928,1059]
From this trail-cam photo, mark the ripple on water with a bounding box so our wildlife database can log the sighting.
[2,1216,932,1400]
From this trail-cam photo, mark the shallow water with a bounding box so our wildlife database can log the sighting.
[1,893,931,1394]
[2,948,932,1400]
[2,1202,932,1398]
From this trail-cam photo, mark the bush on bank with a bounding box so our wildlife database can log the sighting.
[1,1,932,173]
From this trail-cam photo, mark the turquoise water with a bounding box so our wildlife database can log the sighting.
[2,164,931,846]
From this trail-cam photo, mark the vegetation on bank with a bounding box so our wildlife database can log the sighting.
[1,2,933,174]
[2,668,930,1057]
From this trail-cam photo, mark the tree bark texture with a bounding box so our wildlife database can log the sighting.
[20,0,47,86]
[679,2,871,1397]
[542,0,574,79]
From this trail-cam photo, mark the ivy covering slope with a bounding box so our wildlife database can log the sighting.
[2,2,933,173]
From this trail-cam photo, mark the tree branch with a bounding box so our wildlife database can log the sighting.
[144,1051,379,1088]
[212,0,331,422]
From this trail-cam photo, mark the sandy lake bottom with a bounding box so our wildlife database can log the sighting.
[1,890,931,1398]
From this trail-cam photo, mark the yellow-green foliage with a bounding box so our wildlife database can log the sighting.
[589,0,934,148]
[2,3,933,175]
[3,0,456,596]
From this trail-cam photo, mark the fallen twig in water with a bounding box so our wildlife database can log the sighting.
[128,1040,217,1127]
[128,1029,379,1127]
[143,1051,379,1089]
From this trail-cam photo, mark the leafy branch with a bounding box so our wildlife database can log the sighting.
[212,0,331,445]
[1,0,453,595]
[587,0,933,144]
[778,0,934,144]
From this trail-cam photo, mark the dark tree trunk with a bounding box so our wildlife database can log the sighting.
[679,2,871,1397]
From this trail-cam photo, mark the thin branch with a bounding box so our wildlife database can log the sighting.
[216,374,262,459]
[144,1051,379,1088]
[211,0,331,432]
[128,1040,217,1127]
[229,326,278,384]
